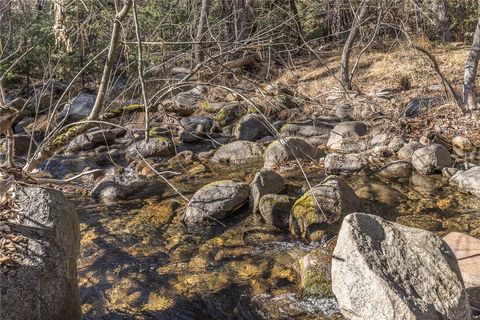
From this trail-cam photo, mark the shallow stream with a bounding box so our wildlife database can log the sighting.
[75,161,480,319]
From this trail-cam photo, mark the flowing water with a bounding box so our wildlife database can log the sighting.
[75,161,480,319]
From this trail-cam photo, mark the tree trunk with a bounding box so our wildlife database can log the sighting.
[88,0,133,120]
[195,0,210,64]
[53,0,72,52]
[463,16,480,111]
[340,2,368,90]
[435,0,452,42]
[235,0,255,41]
[289,0,304,45]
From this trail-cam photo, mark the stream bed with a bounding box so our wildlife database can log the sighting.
[74,162,480,320]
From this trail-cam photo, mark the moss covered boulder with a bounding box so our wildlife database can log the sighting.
[298,250,334,297]
[258,194,295,230]
[289,177,360,242]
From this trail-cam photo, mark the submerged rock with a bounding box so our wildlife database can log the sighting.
[290,177,360,242]
[264,137,320,169]
[249,169,285,214]
[326,121,369,154]
[184,180,250,227]
[211,141,264,165]
[1,186,81,320]
[332,213,471,320]
[411,144,452,174]
[258,194,295,230]
[450,166,480,198]
[298,250,333,297]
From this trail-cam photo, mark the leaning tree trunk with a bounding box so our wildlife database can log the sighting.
[195,0,210,64]
[434,0,452,42]
[88,0,133,120]
[463,16,480,111]
[340,2,368,90]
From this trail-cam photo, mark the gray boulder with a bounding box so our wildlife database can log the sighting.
[376,161,414,179]
[397,141,423,160]
[411,144,452,174]
[1,186,81,320]
[264,137,320,169]
[259,194,295,230]
[327,121,369,153]
[280,119,336,147]
[332,213,471,320]
[184,180,250,227]
[126,137,173,162]
[91,169,148,203]
[450,166,480,198]
[59,92,96,124]
[249,169,285,213]
[290,177,360,242]
[233,114,270,141]
[67,129,115,152]
[211,141,264,165]
[324,153,365,174]
[170,86,204,116]
[179,116,215,143]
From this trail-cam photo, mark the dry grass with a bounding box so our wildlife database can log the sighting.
[269,43,480,143]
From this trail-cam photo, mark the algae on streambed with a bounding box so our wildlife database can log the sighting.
[75,162,480,319]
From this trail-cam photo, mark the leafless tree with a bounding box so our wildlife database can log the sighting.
[463,8,480,111]
[195,0,210,64]
[340,0,369,90]
[88,0,133,120]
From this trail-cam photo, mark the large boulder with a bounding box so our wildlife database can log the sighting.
[59,92,96,124]
[411,144,452,174]
[215,103,246,126]
[327,121,369,154]
[90,169,148,203]
[249,168,285,213]
[450,166,480,198]
[1,186,81,320]
[184,180,250,227]
[290,177,360,242]
[264,137,320,169]
[211,141,264,165]
[332,213,471,320]
[233,114,270,141]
